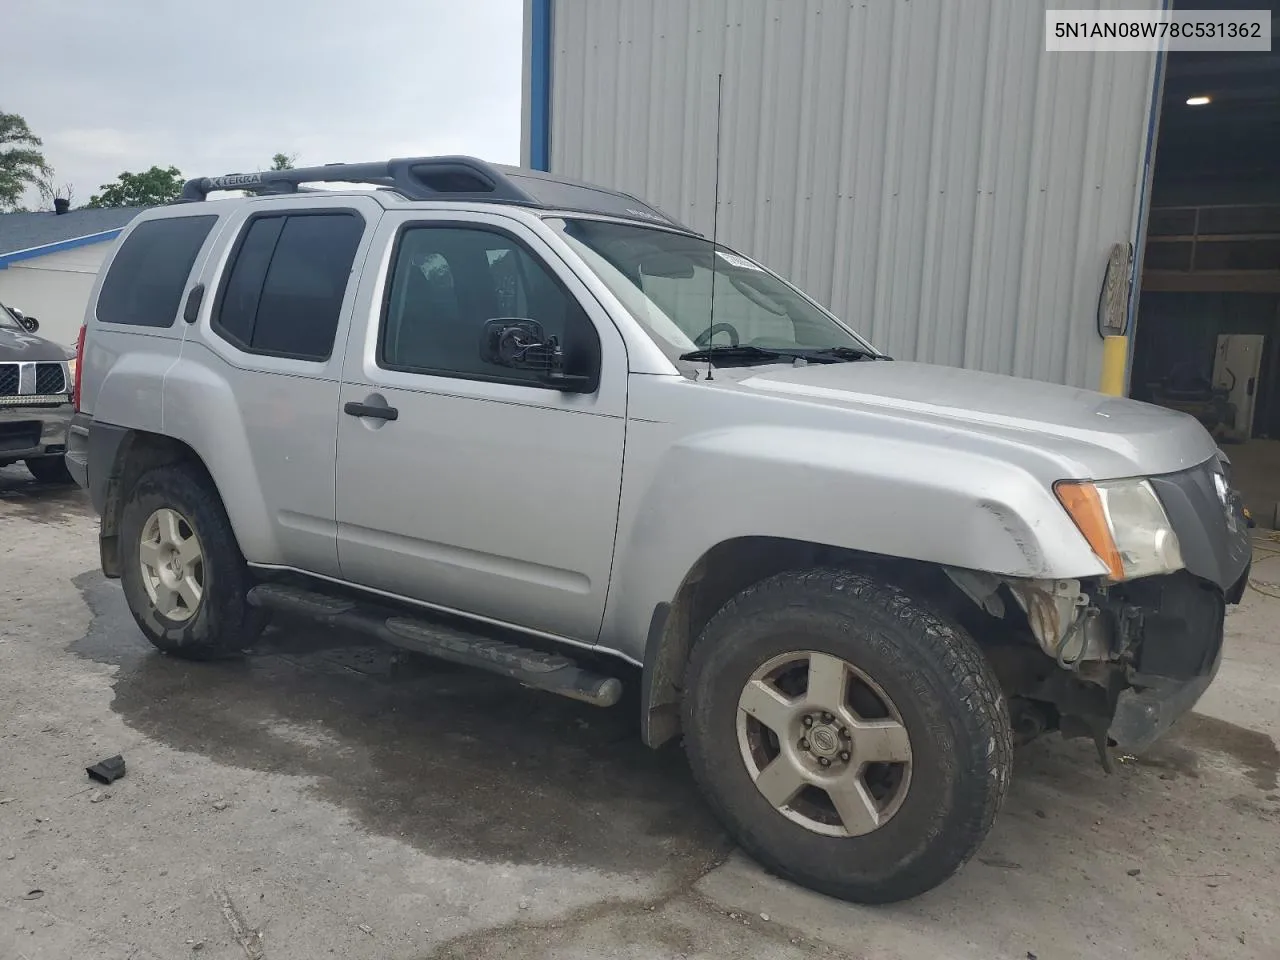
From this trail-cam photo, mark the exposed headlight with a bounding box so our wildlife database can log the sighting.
[65,357,77,388]
[1055,478,1183,582]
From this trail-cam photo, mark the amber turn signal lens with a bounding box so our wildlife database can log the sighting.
[1054,481,1124,581]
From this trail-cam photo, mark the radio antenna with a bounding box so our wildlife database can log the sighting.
[703,72,724,382]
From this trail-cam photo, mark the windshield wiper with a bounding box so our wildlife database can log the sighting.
[792,346,888,362]
[678,344,785,365]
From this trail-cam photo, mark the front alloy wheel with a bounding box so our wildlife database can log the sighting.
[738,651,912,837]
[682,568,1012,904]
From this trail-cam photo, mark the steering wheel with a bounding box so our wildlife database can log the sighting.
[694,322,740,347]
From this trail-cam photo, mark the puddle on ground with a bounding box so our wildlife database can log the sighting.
[0,464,93,523]
[70,571,729,875]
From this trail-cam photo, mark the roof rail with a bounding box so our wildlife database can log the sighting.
[179,155,690,230]
[181,156,534,203]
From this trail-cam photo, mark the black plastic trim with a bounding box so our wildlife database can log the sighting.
[85,420,129,516]
[343,401,398,421]
[182,283,205,324]
[639,602,672,748]
[1149,459,1251,593]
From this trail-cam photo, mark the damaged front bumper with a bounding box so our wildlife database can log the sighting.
[1103,561,1246,752]
[948,455,1253,757]
[1109,651,1223,753]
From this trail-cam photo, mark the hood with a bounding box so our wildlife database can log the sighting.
[0,324,75,361]
[736,360,1218,480]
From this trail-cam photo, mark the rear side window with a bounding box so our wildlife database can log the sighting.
[97,216,217,327]
[212,211,364,361]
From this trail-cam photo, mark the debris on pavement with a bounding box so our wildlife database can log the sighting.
[0,797,15,804]
[23,889,44,900]
[86,755,126,784]
[89,790,110,804]
[212,799,230,811]
[1128,868,1142,877]
[216,885,264,960]
[357,923,373,935]
[979,857,1023,870]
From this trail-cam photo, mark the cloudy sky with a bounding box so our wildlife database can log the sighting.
[4,0,523,207]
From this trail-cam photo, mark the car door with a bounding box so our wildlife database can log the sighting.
[166,195,383,578]
[334,210,628,644]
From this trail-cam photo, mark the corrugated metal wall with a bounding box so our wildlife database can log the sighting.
[542,0,1160,388]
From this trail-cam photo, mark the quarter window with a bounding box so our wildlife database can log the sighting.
[97,216,217,327]
[213,212,363,361]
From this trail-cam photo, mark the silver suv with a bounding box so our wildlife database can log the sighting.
[66,157,1251,904]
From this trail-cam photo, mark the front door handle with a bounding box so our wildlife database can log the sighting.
[344,400,398,421]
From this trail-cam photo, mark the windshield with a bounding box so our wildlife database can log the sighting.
[549,218,876,364]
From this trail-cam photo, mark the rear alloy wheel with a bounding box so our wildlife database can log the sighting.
[683,568,1012,904]
[119,462,264,660]
[137,507,205,623]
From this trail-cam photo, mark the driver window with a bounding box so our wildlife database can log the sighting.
[379,225,600,385]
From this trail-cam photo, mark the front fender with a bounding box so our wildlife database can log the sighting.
[600,424,1106,659]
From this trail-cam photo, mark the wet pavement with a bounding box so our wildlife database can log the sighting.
[69,569,728,876]
[2,463,1279,959]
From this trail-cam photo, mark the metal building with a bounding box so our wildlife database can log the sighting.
[520,0,1162,390]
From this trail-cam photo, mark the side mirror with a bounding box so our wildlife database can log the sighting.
[19,315,39,333]
[479,318,593,392]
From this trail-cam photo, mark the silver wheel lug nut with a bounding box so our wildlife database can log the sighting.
[798,738,809,751]
[818,757,830,767]
[802,715,813,727]
[821,712,833,723]
[840,751,850,762]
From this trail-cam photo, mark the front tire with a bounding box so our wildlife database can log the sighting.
[118,462,262,660]
[682,568,1012,904]
[25,455,74,485]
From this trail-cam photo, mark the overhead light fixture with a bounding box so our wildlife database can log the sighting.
[1185,95,1211,106]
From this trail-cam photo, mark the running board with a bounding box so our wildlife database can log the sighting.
[246,583,622,707]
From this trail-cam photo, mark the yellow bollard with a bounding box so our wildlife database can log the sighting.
[1099,335,1128,396]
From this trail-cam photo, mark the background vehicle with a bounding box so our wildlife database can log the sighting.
[0,300,76,484]
[66,157,1251,904]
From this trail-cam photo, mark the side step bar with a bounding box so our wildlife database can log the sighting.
[247,583,623,708]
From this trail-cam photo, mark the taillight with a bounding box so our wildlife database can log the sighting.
[72,324,86,412]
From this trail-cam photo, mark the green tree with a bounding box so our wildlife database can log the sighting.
[87,165,184,208]
[0,111,52,212]
[270,152,296,170]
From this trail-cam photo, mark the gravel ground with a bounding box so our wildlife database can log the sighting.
[1,464,1277,959]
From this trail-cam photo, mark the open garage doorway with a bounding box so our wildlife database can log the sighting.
[1132,1,1280,525]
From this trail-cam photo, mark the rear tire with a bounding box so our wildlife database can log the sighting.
[682,568,1012,904]
[118,462,263,660]
[25,455,74,485]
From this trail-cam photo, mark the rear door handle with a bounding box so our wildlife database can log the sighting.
[344,401,398,421]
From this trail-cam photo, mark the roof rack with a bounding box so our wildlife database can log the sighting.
[179,155,690,231]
